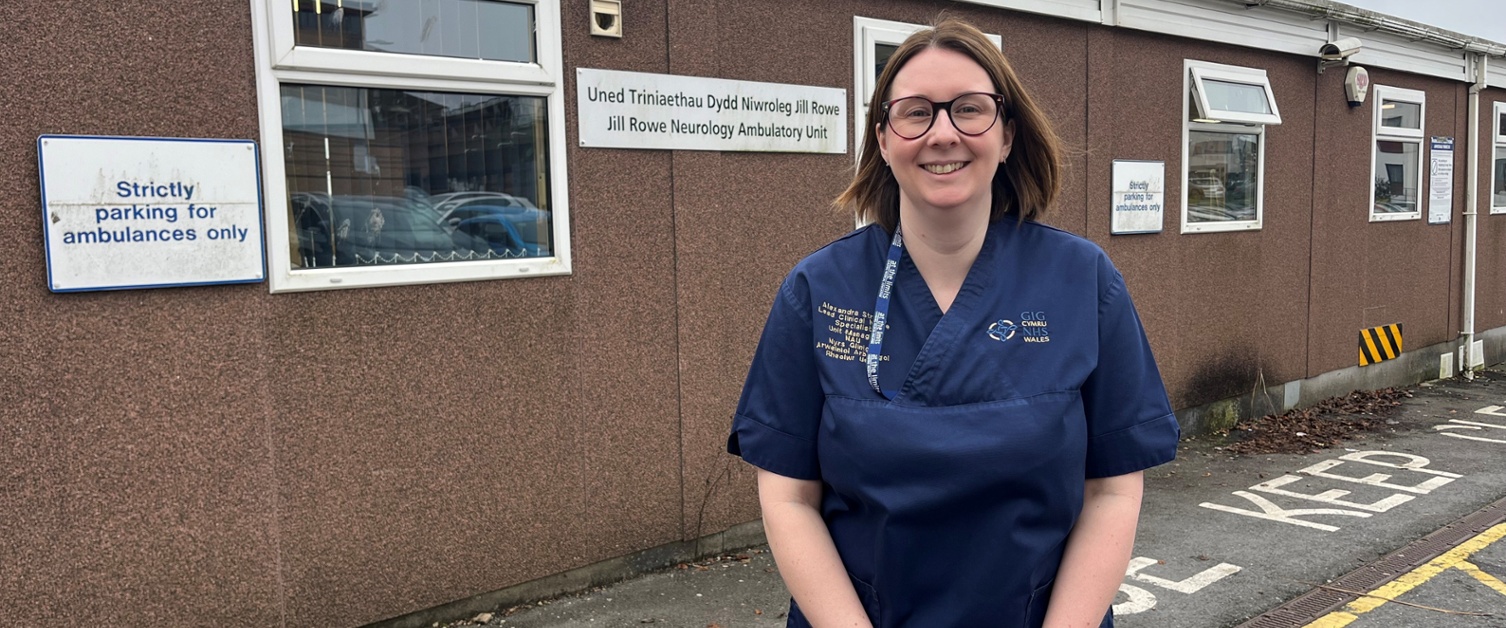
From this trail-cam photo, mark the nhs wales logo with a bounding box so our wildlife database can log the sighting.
[989,311,1050,344]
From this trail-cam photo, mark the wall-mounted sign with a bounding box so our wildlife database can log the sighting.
[1427,136,1453,225]
[1111,160,1165,234]
[577,68,847,153]
[38,135,265,292]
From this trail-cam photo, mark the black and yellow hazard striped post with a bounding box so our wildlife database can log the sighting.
[1359,324,1403,366]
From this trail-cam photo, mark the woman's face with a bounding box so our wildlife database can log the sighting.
[878,47,1015,220]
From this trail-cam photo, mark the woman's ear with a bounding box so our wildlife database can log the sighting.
[999,119,1017,163]
[876,123,890,165]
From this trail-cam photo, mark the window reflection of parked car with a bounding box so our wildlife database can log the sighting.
[455,215,549,257]
[433,191,541,214]
[441,204,552,256]
[291,193,493,267]
[1187,176,1225,205]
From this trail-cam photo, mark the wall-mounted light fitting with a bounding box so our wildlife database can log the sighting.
[591,0,622,38]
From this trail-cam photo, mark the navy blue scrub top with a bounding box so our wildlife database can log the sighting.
[728,219,1180,628]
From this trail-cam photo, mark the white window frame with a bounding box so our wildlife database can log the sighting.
[1188,66,1282,126]
[1369,85,1426,222]
[1180,60,1274,234]
[852,17,1002,159]
[1492,101,1506,215]
[249,0,571,292]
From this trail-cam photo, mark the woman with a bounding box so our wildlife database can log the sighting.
[727,18,1179,628]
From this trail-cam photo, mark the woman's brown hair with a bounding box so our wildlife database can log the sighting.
[835,18,1063,232]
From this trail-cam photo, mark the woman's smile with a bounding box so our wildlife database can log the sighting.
[922,161,968,175]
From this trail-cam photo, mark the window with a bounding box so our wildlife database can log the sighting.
[1181,60,1281,233]
[1493,102,1506,215]
[252,0,569,292]
[852,18,1002,157]
[1369,85,1425,222]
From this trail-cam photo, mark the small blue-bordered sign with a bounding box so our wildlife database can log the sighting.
[37,135,266,292]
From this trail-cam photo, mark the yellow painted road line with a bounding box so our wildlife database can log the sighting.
[1457,560,1506,597]
[1303,523,1506,627]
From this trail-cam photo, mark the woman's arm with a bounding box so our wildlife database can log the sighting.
[756,468,874,628]
[1042,471,1145,628]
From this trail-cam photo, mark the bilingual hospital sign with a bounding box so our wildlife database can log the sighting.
[577,68,847,154]
[38,135,266,292]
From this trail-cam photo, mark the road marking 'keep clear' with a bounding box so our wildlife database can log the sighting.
[1114,556,1243,615]
[1197,450,1459,532]
[1435,405,1506,443]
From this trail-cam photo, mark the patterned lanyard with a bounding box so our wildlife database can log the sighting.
[865,226,904,400]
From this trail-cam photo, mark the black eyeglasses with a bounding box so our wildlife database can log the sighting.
[881,92,1006,140]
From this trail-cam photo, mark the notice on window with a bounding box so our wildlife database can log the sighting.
[577,68,847,153]
[1427,137,1453,225]
[1111,160,1165,234]
[38,135,265,292]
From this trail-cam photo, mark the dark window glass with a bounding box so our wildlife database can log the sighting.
[1492,147,1505,209]
[1186,130,1259,222]
[281,84,551,268]
[1202,79,1271,115]
[292,0,534,64]
[875,43,899,81]
[1373,140,1420,214]
[1380,100,1422,130]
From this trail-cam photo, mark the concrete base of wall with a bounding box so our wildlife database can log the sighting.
[1175,324,1506,436]
[366,520,767,628]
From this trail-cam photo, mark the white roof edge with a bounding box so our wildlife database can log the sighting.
[948,0,1504,85]
[1233,0,1506,55]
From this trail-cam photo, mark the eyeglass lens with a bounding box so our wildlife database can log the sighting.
[887,93,1001,140]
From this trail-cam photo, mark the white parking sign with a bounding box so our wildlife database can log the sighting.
[38,135,266,292]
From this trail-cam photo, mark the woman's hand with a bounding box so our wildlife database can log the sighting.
[1042,471,1145,628]
[757,468,875,628]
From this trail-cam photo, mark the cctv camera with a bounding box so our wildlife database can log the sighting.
[1320,37,1362,61]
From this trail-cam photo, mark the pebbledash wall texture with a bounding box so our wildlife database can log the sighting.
[1,1,1505,627]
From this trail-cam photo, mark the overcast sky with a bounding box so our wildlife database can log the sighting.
[1340,0,1506,44]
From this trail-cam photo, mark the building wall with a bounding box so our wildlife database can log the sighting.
[0,1,1501,627]
[1476,87,1506,332]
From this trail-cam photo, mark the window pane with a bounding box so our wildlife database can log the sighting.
[1498,110,1506,141]
[281,84,552,269]
[875,44,899,84]
[1187,130,1259,222]
[292,0,535,64]
[1380,100,1422,130]
[1373,140,1420,214]
[1494,147,1506,208]
[1202,79,1271,115]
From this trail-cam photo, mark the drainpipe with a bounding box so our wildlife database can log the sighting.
[1462,53,1487,379]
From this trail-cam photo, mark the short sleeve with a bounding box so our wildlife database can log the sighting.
[1081,262,1180,478]
[726,275,825,480]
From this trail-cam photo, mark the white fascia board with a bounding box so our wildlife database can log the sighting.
[1118,0,1327,58]
[949,0,1101,24]
[1489,64,1506,90]
[1344,26,1471,82]
[1115,0,1474,83]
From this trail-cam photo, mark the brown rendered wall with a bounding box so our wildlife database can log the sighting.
[1476,88,1506,332]
[0,2,1499,628]
[1307,67,1468,376]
